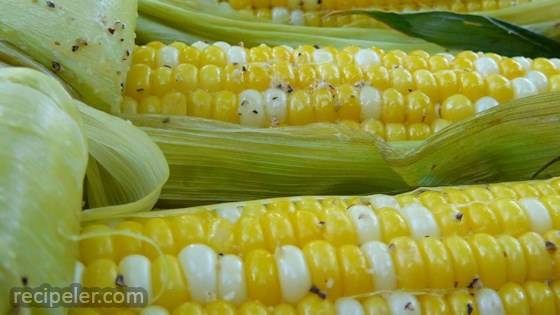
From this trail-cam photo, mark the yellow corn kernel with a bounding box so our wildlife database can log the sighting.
[205,301,236,315]
[489,199,530,236]
[198,65,222,92]
[246,64,270,91]
[177,46,200,66]
[80,225,114,264]
[418,237,455,289]
[151,67,173,96]
[486,74,513,102]
[500,58,525,79]
[383,52,403,69]
[362,296,390,315]
[245,249,281,305]
[429,55,450,72]
[173,302,205,315]
[317,63,341,86]
[435,70,460,103]
[336,84,361,121]
[496,235,527,283]
[406,90,432,124]
[550,75,560,92]
[463,203,501,234]
[239,301,268,315]
[341,63,363,85]
[113,221,144,261]
[294,64,317,89]
[151,255,190,309]
[261,212,296,251]
[297,294,336,315]
[173,64,198,93]
[413,69,439,102]
[419,295,450,315]
[407,123,432,140]
[453,57,474,71]
[430,203,469,237]
[532,58,558,76]
[82,259,118,288]
[272,304,297,315]
[312,88,337,122]
[133,46,156,67]
[361,119,386,139]
[200,46,226,67]
[498,283,530,315]
[524,281,557,314]
[230,0,251,9]
[386,123,407,141]
[390,67,415,94]
[213,90,239,123]
[206,216,235,254]
[272,46,292,62]
[168,215,206,250]
[293,210,323,246]
[139,96,161,114]
[234,216,266,255]
[142,218,176,258]
[162,91,187,115]
[405,55,429,72]
[390,237,428,290]
[444,189,471,204]
[519,232,552,281]
[468,233,507,289]
[121,96,138,114]
[188,90,213,118]
[287,89,314,126]
[459,71,486,101]
[126,64,151,99]
[543,196,560,229]
[431,118,452,133]
[447,290,478,315]
[382,88,405,123]
[444,236,478,288]
[377,207,409,242]
[337,245,373,296]
[489,184,518,199]
[303,240,343,300]
[366,65,391,90]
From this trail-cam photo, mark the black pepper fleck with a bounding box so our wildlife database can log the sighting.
[136,88,144,92]
[546,241,557,252]
[467,303,473,315]
[21,277,29,286]
[54,41,60,46]
[286,85,293,93]
[120,38,124,42]
[388,243,395,250]
[218,253,224,256]
[162,117,170,123]
[404,302,414,311]
[467,277,479,289]
[313,44,320,49]
[455,213,464,221]
[108,27,116,35]
[115,274,125,287]
[46,0,55,8]
[319,220,326,225]
[71,45,79,52]
[51,61,61,72]
[252,110,259,114]
[309,285,327,299]
[272,96,279,101]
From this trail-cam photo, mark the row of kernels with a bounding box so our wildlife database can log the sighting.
[67,279,560,315]
[226,0,532,11]
[79,230,560,309]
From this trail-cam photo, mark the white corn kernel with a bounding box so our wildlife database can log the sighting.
[476,288,506,315]
[227,46,247,65]
[359,86,382,121]
[264,88,288,126]
[518,198,553,234]
[157,46,179,68]
[475,57,500,77]
[512,77,537,99]
[386,292,421,315]
[370,194,400,209]
[217,254,247,305]
[525,70,548,93]
[290,9,305,25]
[354,49,381,69]
[361,241,397,290]
[475,97,499,113]
[275,245,312,303]
[398,203,440,239]
[178,244,218,303]
[119,255,152,300]
[348,204,382,244]
[238,90,266,128]
[335,298,365,315]
[272,7,290,24]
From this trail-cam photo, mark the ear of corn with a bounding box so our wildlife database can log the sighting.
[123,41,560,141]
[79,177,560,309]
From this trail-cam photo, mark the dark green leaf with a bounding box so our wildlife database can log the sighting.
[346,10,560,58]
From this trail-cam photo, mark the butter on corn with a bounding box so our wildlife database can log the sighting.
[78,177,560,309]
[123,41,560,141]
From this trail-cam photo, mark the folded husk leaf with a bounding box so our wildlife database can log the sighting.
[0,64,169,314]
[0,68,88,315]
[124,93,560,208]
[0,0,137,112]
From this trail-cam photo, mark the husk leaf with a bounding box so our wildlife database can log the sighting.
[0,68,88,315]
[125,93,560,208]
[0,0,137,112]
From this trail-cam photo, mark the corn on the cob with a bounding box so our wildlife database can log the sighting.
[81,178,560,263]
[70,280,560,315]
[220,0,535,27]
[79,178,560,308]
[123,41,560,140]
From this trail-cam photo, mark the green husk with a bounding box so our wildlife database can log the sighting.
[137,0,443,51]
[0,69,168,315]
[0,68,88,315]
[124,93,560,208]
[0,0,137,112]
